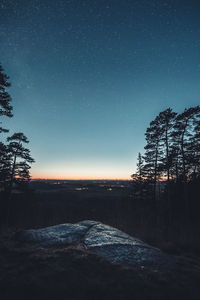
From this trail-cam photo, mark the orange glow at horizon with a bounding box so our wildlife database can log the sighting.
[31,174,131,180]
[30,163,134,181]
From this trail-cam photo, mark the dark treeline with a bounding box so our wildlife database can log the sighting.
[132,107,200,183]
[131,107,200,249]
[0,64,34,201]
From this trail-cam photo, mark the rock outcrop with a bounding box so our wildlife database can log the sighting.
[17,221,173,269]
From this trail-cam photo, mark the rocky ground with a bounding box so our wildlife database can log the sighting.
[1,226,200,300]
[16,221,174,269]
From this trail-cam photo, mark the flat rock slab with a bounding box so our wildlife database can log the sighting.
[17,221,97,246]
[17,221,174,269]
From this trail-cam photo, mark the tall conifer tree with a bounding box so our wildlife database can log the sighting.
[157,108,177,181]
[7,133,35,193]
[143,117,163,182]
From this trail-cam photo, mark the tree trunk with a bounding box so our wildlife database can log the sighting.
[165,127,170,182]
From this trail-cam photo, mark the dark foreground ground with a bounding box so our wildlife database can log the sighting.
[1,180,200,299]
[1,229,200,300]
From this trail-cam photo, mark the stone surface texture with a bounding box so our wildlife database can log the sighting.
[17,221,173,269]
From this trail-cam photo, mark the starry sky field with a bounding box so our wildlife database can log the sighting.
[0,0,200,179]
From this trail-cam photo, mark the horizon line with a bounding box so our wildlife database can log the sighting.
[31,177,131,181]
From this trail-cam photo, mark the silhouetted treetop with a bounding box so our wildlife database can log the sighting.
[7,132,30,144]
[133,106,200,184]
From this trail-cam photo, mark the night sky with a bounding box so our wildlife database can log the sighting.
[1,0,200,179]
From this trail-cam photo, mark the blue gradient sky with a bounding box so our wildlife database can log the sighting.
[0,0,200,179]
